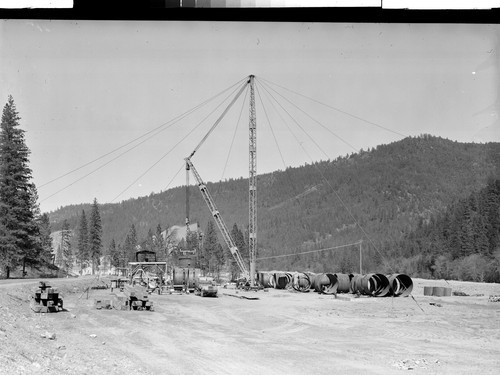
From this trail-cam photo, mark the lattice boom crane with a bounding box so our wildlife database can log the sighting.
[185,158,249,280]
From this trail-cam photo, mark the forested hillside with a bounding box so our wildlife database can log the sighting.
[48,135,500,278]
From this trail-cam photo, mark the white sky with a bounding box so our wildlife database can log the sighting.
[0,21,498,213]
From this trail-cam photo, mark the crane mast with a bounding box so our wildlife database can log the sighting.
[248,75,257,287]
[184,75,258,285]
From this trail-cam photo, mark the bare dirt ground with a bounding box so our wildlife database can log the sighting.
[1,276,499,375]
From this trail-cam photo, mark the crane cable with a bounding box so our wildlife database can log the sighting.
[258,76,408,138]
[213,85,250,202]
[187,78,250,160]
[39,76,249,190]
[110,80,249,203]
[257,78,359,153]
[255,76,395,274]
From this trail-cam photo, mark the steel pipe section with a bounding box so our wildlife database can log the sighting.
[291,272,311,292]
[313,273,338,295]
[273,272,292,289]
[333,273,351,293]
[257,270,413,298]
[387,274,413,297]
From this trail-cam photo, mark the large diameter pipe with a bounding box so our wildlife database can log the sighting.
[359,273,390,297]
[313,273,338,295]
[333,273,351,293]
[387,274,413,297]
[292,272,311,292]
[273,272,292,289]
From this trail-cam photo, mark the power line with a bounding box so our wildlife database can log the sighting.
[255,75,395,273]
[257,241,362,260]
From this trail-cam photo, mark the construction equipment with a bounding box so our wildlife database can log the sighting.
[111,284,153,311]
[128,250,168,294]
[31,281,63,313]
[194,276,218,297]
[184,75,257,286]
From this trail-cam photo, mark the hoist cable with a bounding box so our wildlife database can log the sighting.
[256,76,394,273]
[257,78,358,153]
[39,76,249,189]
[110,83,248,203]
[259,76,408,138]
[41,78,246,204]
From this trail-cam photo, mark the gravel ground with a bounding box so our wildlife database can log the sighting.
[1,276,499,374]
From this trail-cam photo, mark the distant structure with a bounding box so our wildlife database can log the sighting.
[161,222,200,255]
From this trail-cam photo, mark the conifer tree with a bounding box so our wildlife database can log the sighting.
[126,224,137,262]
[76,209,89,271]
[0,96,41,278]
[88,198,103,274]
[37,213,54,265]
[61,219,73,273]
[201,220,218,273]
[154,223,166,260]
[108,238,119,268]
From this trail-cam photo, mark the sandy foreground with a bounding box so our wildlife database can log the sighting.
[0,276,499,375]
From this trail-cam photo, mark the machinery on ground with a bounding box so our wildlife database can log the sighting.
[127,250,168,294]
[194,276,218,297]
[31,281,63,313]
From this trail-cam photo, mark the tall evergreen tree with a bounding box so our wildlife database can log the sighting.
[126,224,137,262]
[61,219,73,273]
[88,198,103,274]
[37,213,53,265]
[76,209,89,271]
[108,238,119,268]
[201,220,218,273]
[154,223,166,260]
[0,96,41,278]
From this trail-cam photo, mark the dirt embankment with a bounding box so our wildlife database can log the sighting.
[1,276,499,375]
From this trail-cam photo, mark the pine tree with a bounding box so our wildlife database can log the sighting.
[108,238,119,268]
[154,223,166,260]
[126,224,137,262]
[0,96,41,278]
[37,213,53,265]
[61,219,73,273]
[88,198,103,274]
[76,210,89,271]
[201,220,218,273]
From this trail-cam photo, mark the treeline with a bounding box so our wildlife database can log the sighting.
[47,135,500,280]
[383,178,500,282]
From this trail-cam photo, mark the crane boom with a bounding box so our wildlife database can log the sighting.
[185,158,250,280]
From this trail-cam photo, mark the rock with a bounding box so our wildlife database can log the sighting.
[89,334,97,338]
[57,345,66,350]
[70,314,76,319]
[42,331,56,340]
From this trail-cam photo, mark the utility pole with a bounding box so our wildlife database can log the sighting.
[359,240,363,274]
[248,75,257,287]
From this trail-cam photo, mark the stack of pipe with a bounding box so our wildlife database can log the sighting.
[256,270,413,298]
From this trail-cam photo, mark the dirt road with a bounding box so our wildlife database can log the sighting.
[1,276,499,374]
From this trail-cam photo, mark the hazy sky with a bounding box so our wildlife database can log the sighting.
[0,21,498,213]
